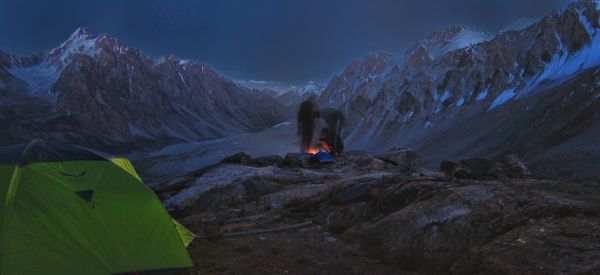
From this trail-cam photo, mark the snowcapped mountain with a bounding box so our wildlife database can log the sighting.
[1,28,285,152]
[406,25,493,61]
[317,0,600,176]
[276,81,325,105]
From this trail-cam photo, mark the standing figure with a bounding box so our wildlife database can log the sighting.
[297,96,319,153]
[319,108,345,156]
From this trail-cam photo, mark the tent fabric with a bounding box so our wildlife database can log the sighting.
[313,150,336,163]
[0,139,107,166]
[0,141,194,274]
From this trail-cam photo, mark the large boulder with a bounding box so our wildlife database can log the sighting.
[281,153,314,168]
[439,160,457,176]
[220,152,253,165]
[334,184,374,205]
[260,184,330,209]
[360,185,485,273]
[252,154,284,167]
[378,148,421,172]
[498,155,532,178]
[449,217,600,274]
[452,158,498,179]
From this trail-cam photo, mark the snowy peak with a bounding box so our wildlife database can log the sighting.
[407,24,493,60]
[275,81,325,106]
[6,28,107,98]
[49,27,135,64]
[289,81,325,96]
[48,28,102,63]
[67,27,95,41]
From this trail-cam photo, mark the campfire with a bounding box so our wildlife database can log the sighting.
[307,141,332,155]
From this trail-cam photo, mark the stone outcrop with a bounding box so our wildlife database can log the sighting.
[164,149,600,274]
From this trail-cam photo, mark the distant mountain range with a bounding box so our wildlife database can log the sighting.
[316,0,600,177]
[0,28,285,152]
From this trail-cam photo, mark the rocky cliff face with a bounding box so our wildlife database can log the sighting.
[2,28,285,151]
[318,1,600,174]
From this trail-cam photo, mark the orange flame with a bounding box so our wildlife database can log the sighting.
[307,141,331,155]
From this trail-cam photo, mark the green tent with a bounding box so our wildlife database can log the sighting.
[0,140,194,274]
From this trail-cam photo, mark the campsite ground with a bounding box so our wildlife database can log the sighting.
[162,150,600,275]
[186,226,398,274]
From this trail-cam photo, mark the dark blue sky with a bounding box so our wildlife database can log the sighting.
[0,0,570,86]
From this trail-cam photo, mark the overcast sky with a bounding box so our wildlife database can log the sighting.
[0,0,572,86]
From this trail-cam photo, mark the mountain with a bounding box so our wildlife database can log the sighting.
[276,81,325,106]
[130,0,600,180]
[500,17,539,33]
[315,0,600,177]
[1,28,285,152]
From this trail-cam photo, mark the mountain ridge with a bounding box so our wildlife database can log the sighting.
[0,28,286,152]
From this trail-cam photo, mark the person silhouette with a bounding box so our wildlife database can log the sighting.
[297,96,319,153]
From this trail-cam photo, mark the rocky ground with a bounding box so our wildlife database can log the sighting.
[154,149,600,274]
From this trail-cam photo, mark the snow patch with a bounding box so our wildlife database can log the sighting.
[272,121,292,128]
[435,90,452,113]
[448,30,493,51]
[9,28,102,99]
[488,88,517,110]
[404,111,415,123]
[153,56,166,66]
[456,97,465,107]
[177,69,188,90]
[476,88,488,101]
[8,63,61,97]
[128,65,134,95]
[577,8,596,36]
[426,28,493,59]
[524,29,600,94]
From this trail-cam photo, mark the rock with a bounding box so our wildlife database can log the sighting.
[324,237,337,244]
[439,160,457,176]
[261,185,330,209]
[220,152,253,165]
[449,217,600,274]
[163,165,287,212]
[334,184,374,205]
[252,154,283,167]
[499,155,532,178]
[165,144,600,274]
[241,179,282,197]
[410,168,446,178]
[452,158,498,179]
[365,158,395,172]
[378,148,421,172]
[326,203,368,234]
[361,198,476,273]
[281,153,314,168]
